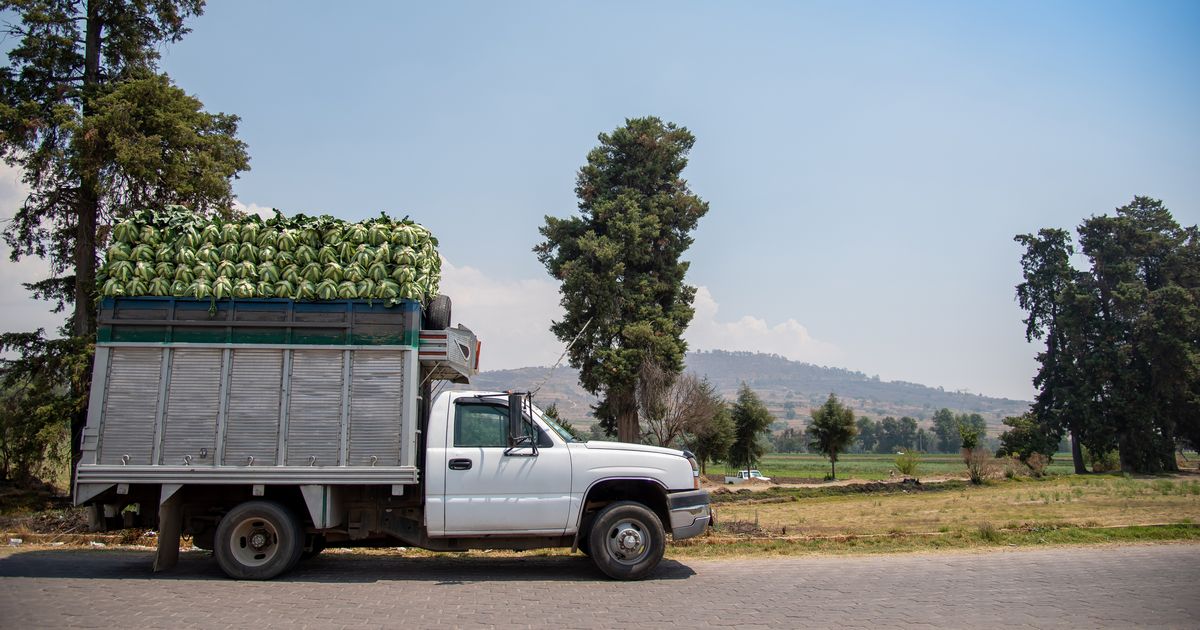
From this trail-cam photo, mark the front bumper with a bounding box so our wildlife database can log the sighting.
[667,489,712,540]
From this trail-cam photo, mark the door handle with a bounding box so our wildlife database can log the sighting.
[448,458,472,471]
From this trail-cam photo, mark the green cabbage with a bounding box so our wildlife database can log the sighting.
[99,209,440,304]
[258,262,280,283]
[235,260,257,279]
[344,263,365,283]
[106,243,132,262]
[214,276,234,300]
[315,279,338,300]
[112,221,139,243]
[232,278,255,299]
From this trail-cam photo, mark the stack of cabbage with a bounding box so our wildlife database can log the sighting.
[98,208,440,305]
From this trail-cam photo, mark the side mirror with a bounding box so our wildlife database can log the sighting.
[507,392,523,447]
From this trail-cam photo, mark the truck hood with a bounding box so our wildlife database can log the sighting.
[583,440,685,458]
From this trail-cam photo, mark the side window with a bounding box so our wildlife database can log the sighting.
[455,405,507,447]
[453,404,554,448]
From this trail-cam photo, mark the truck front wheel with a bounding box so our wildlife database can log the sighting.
[214,501,303,580]
[587,501,665,580]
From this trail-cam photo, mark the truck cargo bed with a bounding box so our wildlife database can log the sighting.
[76,297,478,503]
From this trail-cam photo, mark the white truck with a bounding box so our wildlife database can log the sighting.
[725,470,771,484]
[75,295,711,580]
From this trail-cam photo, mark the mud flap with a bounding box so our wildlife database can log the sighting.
[153,484,183,572]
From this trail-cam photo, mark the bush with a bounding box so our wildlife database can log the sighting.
[977,521,1001,543]
[1084,447,1120,473]
[1025,453,1050,478]
[963,447,995,485]
[1003,457,1028,479]
[895,450,920,478]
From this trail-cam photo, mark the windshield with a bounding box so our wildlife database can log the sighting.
[530,404,579,443]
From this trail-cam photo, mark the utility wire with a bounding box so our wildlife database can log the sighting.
[531,317,592,397]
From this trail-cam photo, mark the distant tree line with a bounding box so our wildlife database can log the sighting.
[767,406,992,455]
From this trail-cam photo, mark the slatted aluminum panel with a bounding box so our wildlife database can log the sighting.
[160,349,223,466]
[347,350,406,466]
[285,350,343,466]
[98,348,163,465]
[222,349,284,466]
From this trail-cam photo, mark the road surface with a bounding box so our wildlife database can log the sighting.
[1,544,1197,628]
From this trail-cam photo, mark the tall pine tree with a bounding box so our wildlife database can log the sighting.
[0,0,249,486]
[536,117,708,442]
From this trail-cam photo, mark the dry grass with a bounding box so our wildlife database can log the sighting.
[712,475,1200,537]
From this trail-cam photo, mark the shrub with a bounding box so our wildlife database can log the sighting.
[1084,447,1120,473]
[895,450,920,478]
[977,521,1001,542]
[1002,457,1026,479]
[963,447,994,485]
[1025,453,1050,478]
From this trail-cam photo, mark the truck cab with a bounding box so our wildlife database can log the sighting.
[424,391,711,576]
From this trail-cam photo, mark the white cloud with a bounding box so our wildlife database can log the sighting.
[438,260,840,371]
[0,163,66,337]
[231,199,277,220]
[685,286,841,365]
[438,258,566,370]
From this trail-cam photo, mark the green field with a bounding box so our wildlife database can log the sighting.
[719,452,1078,481]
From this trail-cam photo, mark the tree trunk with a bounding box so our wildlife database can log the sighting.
[69,1,103,500]
[1070,431,1086,474]
[831,459,836,480]
[610,386,639,443]
[74,0,103,339]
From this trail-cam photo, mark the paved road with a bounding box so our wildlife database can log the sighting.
[1,544,1198,629]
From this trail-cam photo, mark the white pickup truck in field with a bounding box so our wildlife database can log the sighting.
[74,295,711,581]
[725,470,771,484]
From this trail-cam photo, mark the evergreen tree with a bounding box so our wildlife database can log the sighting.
[855,417,878,453]
[0,1,249,488]
[808,393,857,479]
[1016,197,1198,473]
[536,117,708,442]
[688,402,733,475]
[996,413,1060,462]
[931,408,958,453]
[729,383,772,474]
[1,0,248,337]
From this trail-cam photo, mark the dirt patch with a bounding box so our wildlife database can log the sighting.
[0,480,88,536]
[708,476,952,498]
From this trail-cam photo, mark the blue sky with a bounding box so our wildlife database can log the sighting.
[2,1,1198,400]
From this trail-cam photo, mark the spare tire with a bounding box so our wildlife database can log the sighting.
[426,294,452,330]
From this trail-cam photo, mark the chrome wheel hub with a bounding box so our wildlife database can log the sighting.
[606,520,650,565]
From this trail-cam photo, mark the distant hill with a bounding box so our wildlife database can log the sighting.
[457,350,1030,431]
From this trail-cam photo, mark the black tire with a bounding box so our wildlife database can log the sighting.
[426,294,452,330]
[214,501,303,580]
[587,501,665,580]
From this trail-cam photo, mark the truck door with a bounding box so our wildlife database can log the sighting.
[441,401,572,535]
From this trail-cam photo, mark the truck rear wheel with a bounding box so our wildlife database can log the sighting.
[214,501,303,580]
[587,501,665,580]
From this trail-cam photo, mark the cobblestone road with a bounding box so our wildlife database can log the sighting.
[1,544,1198,629]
